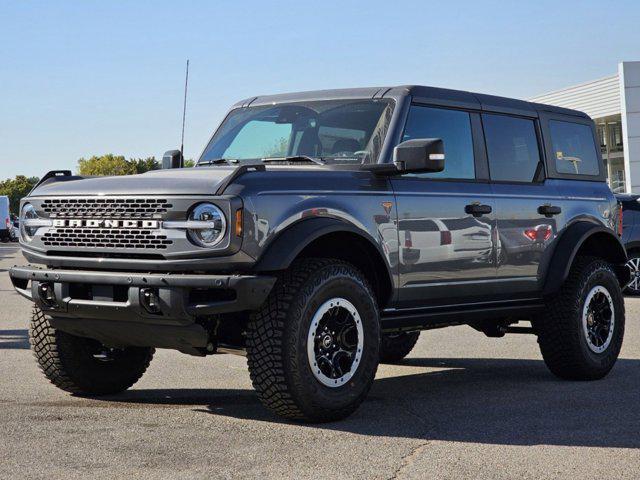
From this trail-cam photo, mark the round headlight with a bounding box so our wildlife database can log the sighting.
[20,203,39,242]
[187,203,226,247]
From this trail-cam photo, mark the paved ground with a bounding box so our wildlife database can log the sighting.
[0,243,639,479]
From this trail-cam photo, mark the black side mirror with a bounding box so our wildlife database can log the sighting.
[393,138,445,174]
[162,150,183,169]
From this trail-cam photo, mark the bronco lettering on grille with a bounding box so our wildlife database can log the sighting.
[52,219,160,229]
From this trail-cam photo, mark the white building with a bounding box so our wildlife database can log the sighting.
[529,61,640,193]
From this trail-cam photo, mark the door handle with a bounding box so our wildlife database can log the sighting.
[538,204,561,217]
[465,203,492,217]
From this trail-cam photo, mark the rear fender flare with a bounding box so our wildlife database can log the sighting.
[543,221,628,295]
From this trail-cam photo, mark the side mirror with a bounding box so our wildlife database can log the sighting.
[393,138,445,174]
[162,150,183,169]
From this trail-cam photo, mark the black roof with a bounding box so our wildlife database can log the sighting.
[234,85,589,119]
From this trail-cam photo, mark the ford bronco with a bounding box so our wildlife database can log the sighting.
[10,86,629,422]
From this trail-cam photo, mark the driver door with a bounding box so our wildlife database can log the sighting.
[391,104,498,308]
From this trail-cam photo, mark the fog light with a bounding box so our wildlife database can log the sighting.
[140,288,161,314]
[38,282,57,308]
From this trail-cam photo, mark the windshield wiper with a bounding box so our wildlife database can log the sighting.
[262,155,325,165]
[197,158,239,166]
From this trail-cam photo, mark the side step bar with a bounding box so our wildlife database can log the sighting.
[381,299,544,332]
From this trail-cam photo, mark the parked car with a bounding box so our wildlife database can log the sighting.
[10,85,628,422]
[10,214,19,242]
[616,193,640,294]
[0,196,11,242]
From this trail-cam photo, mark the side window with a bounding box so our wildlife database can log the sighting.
[483,114,541,183]
[549,120,600,176]
[402,106,475,179]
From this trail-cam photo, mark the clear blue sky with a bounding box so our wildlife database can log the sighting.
[2,0,639,179]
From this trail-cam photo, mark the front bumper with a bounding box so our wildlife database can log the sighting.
[9,265,276,322]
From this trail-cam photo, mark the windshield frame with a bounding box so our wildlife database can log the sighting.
[197,97,398,167]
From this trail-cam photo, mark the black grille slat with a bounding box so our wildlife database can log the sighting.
[42,228,173,250]
[42,198,173,219]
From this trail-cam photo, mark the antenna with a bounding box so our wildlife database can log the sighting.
[180,59,189,167]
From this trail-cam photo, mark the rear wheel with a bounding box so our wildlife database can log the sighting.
[30,307,154,395]
[380,331,420,363]
[624,252,640,295]
[246,258,380,422]
[536,256,624,380]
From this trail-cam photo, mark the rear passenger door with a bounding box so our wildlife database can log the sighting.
[483,113,558,296]
[391,105,497,308]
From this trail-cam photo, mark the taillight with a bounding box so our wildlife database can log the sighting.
[5,217,9,229]
[618,205,623,237]
[404,231,412,248]
[440,230,452,245]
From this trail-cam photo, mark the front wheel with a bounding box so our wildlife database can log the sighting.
[536,257,625,380]
[246,259,380,422]
[30,307,154,395]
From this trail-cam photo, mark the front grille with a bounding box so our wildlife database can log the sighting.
[42,227,173,250]
[42,198,173,219]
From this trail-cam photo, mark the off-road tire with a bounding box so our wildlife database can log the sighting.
[537,256,625,380]
[246,258,380,422]
[380,331,420,363]
[30,307,154,395]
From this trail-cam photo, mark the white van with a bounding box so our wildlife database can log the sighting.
[0,196,11,241]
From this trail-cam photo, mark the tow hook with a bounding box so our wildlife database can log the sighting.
[37,282,56,308]
[140,288,161,314]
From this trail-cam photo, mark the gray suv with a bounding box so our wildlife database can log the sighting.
[10,86,629,422]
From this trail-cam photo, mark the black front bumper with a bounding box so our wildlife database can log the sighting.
[9,265,276,322]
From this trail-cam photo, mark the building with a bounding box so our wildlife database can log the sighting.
[529,61,640,193]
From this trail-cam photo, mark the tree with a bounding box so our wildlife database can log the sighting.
[184,159,195,168]
[266,137,288,157]
[77,154,136,176]
[0,175,40,214]
[75,155,193,176]
[130,157,160,174]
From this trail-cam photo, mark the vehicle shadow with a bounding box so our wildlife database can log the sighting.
[0,329,30,349]
[106,356,640,449]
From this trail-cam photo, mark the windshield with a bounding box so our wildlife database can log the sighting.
[198,99,394,165]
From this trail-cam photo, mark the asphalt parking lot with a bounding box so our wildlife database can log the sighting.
[1,243,639,479]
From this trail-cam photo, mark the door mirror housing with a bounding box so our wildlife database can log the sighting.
[162,150,183,169]
[393,138,445,174]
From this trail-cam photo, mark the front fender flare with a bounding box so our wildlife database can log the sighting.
[253,216,387,273]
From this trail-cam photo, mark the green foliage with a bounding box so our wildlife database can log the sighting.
[1,155,196,214]
[76,154,171,176]
[183,159,195,168]
[0,175,40,214]
[77,154,136,176]
[130,157,160,174]
[265,137,289,157]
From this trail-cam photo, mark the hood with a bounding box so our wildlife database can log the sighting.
[30,167,239,197]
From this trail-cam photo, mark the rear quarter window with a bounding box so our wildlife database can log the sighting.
[549,120,600,176]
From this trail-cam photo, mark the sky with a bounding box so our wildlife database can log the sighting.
[1,0,639,179]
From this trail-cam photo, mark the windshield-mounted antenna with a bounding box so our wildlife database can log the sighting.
[180,59,189,168]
